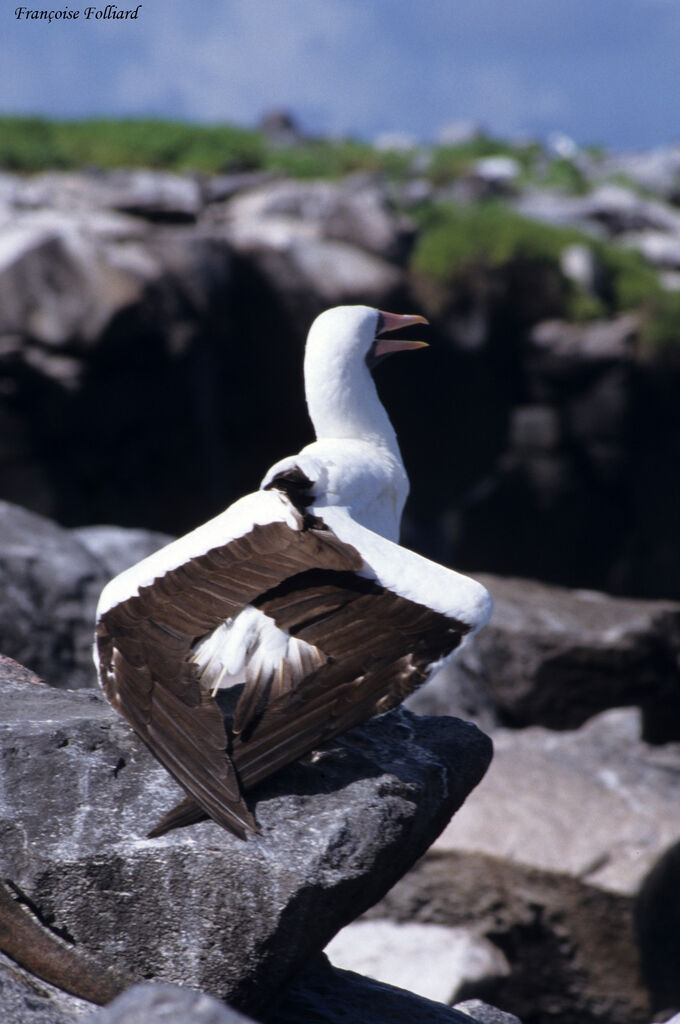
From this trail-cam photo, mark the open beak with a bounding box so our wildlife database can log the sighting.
[374,311,429,358]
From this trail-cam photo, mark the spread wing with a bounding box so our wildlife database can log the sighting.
[233,570,469,788]
[96,507,360,838]
[96,490,481,840]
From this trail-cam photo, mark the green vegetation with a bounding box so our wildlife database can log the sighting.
[264,138,414,180]
[639,290,680,353]
[0,117,565,187]
[410,199,676,334]
[425,136,540,185]
[0,116,418,178]
[410,201,588,279]
[1,116,679,350]
[598,244,661,311]
[410,200,600,319]
[0,116,268,172]
[535,157,589,195]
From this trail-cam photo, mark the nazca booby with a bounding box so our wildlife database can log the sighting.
[95,305,492,840]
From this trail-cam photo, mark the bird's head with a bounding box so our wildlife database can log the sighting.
[305,305,428,375]
[303,305,429,445]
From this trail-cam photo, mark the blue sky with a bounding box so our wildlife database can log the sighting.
[3,0,680,151]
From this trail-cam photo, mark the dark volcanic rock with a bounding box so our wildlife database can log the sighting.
[409,573,680,741]
[270,954,480,1024]
[0,668,491,1018]
[84,982,254,1024]
[80,970,521,1024]
[0,500,105,688]
[0,503,175,690]
[2,166,680,602]
[635,839,680,1017]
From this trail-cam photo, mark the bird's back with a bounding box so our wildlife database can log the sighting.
[263,437,409,543]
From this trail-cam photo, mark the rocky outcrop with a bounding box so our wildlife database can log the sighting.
[2,497,679,1023]
[324,919,509,1005]
[76,972,523,1024]
[370,706,680,1023]
[1,163,680,598]
[0,950,519,1024]
[84,983,255,1024]
[0,501,171,688]
[409,572,680,741]
[0,664,491,1018]
[0,954,92,1024]
[72,524,173,580]
[0,169,410,535]
[0,500,105,688]
[269,955,518,1024]
[219,177,414,262]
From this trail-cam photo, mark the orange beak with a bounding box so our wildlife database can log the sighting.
[374,311,429,358]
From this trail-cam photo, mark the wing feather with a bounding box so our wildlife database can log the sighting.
[227,579,470,789]
[96,511,362,838]
[97,496,480,840]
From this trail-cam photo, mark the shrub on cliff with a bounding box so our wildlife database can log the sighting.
[410,199,668,328]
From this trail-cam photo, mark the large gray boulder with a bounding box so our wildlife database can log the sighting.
[71,524,173,581]
[220,178,414,262]
[9,169,203,223]
[0,502,173,689]
[0,207,155,349]
[409,573,680,741]
[80,973,518,1024]
[214,177,409,323]
[0,954,92,1024]
[0,501,105,688]
[324,919,509,1005]
[372,706,680,1023]
[269,954,495,1024]
[0,665,492,1018]
[84,983,254,1024]
[440,708,680,897]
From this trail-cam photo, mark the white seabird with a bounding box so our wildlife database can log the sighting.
[95,305,492,839]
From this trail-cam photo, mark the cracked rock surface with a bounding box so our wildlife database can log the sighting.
[0,662,491,1018]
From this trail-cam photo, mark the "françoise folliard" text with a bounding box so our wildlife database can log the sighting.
[14,4,142,21]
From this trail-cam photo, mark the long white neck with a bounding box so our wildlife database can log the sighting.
[304,346,400,454]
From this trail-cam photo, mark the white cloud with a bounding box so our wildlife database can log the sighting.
[111,0,399,131]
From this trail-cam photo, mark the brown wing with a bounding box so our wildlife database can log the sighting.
[96,518,362,839]
[146,571,471,839]
[232,571,470,788]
